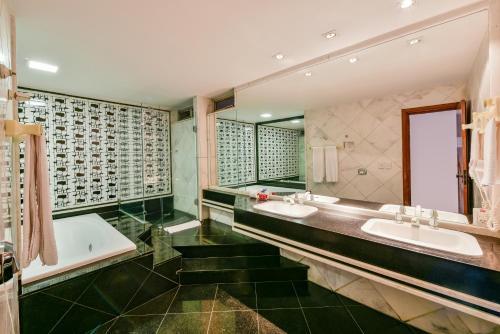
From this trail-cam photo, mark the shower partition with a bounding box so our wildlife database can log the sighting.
[117,106,145,221]
[118,106,198,226]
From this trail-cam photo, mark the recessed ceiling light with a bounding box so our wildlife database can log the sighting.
[290,119,301,124]
[409,38,421,45]
[323,30,337,39]
[260,113,272,118]
[349,57,358,64]
[274,53,284,60]
[28,60,58,73]
[400,0,415,9]
[305,71,312,77]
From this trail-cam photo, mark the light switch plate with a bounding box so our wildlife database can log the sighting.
[357,168,367,175]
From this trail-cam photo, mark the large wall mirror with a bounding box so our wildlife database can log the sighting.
[208,108,306,194]
[210,10,489,225]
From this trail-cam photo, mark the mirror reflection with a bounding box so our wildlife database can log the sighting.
[211,10,490,224]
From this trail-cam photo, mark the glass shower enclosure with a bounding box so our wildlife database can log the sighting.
[118,106,198,226]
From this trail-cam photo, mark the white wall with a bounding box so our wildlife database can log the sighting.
[409,110,459,212]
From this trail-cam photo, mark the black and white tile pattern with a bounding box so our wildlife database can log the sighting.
[258,125,300,180]
[143,109,171,196]
[118,106,144,201]
[18,90,172,211]
[216,119,256,186]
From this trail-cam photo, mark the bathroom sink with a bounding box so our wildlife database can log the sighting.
[361,218,483,257]
[378,204,469,224]
[253,201,318,219]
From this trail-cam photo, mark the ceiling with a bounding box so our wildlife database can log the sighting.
[235,10,487,123]
[13,0,484,108]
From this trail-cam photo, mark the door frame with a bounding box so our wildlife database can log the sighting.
[401,100,469,213]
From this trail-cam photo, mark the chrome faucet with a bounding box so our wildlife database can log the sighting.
[283,195,295,205]
[411,205,422,228]
[395,205,405,224]
[303,190,311,201]
[428,209,439,229]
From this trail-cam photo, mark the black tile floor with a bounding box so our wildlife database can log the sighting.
[92,281,426,334]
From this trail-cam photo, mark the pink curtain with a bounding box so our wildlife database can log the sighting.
[22,134,57,267]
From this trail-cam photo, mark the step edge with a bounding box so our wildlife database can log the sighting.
[179,265,309,274]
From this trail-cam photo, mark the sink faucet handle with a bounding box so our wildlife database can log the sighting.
[429,209,439,228]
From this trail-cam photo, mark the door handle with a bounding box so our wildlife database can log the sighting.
[0,241,19,284]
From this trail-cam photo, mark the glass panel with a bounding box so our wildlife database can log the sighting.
[171,107,199,222]
[118,106,198,225]
[118,106,145,221]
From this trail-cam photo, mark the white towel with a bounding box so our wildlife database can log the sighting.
[469,128,479,179]
[312,147,325,183]
[324,146,339,183]
[481,118,497,186]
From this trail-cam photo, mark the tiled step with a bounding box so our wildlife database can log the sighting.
[178,255,309,284]
[173,243,280,258]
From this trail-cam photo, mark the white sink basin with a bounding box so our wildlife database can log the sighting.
[310,194,339,204]
[253,201,318,219]
[379,204,469,225]
[361,218,483,257]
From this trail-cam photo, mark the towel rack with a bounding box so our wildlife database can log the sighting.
[3,119,43,138]
[308,144,343,150]
[462,97,500,132]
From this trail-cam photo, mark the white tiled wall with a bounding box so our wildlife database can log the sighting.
[305,81,466,204]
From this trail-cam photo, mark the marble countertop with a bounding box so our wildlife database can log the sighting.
[234,196,500,273]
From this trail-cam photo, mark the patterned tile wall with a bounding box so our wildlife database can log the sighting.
[305,82,466,204]
[118,106,144,201]
[18,90,172,211]
[216,119,256,186]
[258,125,300,180]
[143,109,171,196]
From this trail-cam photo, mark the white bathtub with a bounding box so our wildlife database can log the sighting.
[22,213,137,284]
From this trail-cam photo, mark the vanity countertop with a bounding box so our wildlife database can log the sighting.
[233,196,500,308]
[235,196,499,271]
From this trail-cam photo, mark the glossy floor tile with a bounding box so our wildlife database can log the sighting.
[208,310,259,334]
[105,315,164,334]
[213,282,257,311]
[21,280,430,333]
[167,284,217,313]
[157,312,211,334]
[256,281,301,309]
[293,281,343,307]
[347,305,417,334]
[258,308,310,334]
[302,306,361,334]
